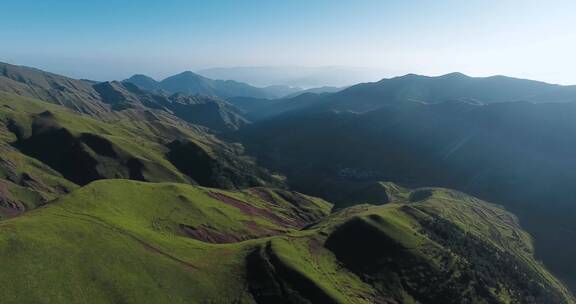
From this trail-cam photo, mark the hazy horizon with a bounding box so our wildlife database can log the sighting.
[2,0,576,85]
[4,61,576,88]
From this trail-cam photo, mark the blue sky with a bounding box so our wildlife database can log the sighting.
[2,0,576,84]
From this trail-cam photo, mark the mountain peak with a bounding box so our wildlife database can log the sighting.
[124,74,161,91]
[387,72,470,82]
[127,74,157,82]
[439,72,470,79]
[172,71,203,78]
[401,73,423,78]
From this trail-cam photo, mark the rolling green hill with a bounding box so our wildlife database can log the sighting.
[0,180,570,303]
[0,91,281,218]
[0,180,331,303]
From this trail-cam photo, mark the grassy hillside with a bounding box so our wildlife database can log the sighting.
[0,180,570,303]
[0,62,251,131]
[0,180,331,303]
[0,62,106,114]
[316,188,573,303]
[0,91,281,218]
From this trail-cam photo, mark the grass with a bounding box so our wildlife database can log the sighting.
[268,237,376,303]
[303,187,573,303]
[0,180,572,303]
[0,179,330,303]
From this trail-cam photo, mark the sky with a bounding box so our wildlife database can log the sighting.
[1,0,576,84]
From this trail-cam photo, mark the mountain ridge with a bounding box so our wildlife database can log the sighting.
[234,71,576,120]
[125,70,289,99]
[0,62,249,131]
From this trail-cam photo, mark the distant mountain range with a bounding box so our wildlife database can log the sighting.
[230,72,576,120]
[125,71,343,100]
[125,72,273,99]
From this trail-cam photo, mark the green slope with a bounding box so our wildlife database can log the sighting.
[0,91,281,217]
[0,180,570,303]
[0,180,331,303]
[0,62,251,132]
[0,62,106,114]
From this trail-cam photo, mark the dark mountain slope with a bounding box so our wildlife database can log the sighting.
[163,92,248,131]
[227,92,334,120]
[94,81,248,131]
[235,99,576,290]
[124,74,162,92]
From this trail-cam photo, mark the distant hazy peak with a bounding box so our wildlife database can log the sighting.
[127,74,157,82]
[439,72,470,78]
[165,71,206,80]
